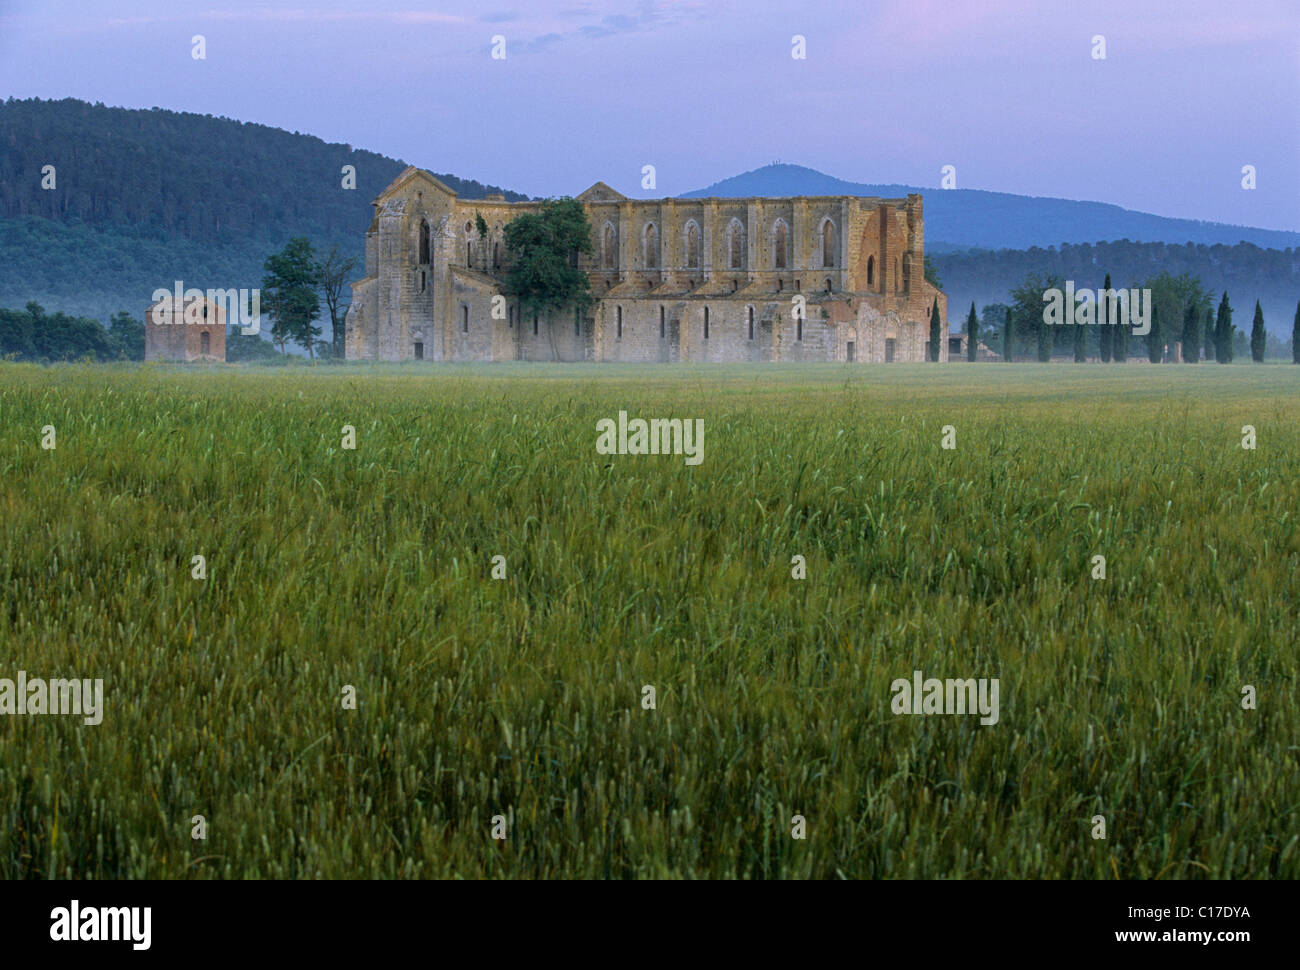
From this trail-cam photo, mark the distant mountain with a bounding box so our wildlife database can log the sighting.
[682,164,1300,251]
[0,97,527,326]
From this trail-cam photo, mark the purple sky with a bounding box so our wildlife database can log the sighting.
[2,0,1297,230]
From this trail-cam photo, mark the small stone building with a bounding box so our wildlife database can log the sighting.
[345,167,948,363]
[145,296,226,362]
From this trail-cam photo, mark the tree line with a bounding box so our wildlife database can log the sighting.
[5,214,1299,365]
[946,269,1299,363]
[933,239,1300,347]
[0,237,357,362]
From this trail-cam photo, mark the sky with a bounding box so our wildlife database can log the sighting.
[1,0,1297,230]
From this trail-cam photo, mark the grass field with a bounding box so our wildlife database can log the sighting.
[1,361,1297,879]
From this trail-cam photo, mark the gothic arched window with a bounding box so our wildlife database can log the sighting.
[821,219,836,268]
[684,221,700,269]
[727,219,744,270]
[773,220,788,269]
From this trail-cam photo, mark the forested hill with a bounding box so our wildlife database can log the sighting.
[0,97,526,240]
[0,97,529,324]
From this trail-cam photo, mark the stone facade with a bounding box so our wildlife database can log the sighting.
[345,167,948,363]
[145,296,226,362]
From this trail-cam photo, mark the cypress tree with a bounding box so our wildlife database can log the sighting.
[1003,306,1013,362]
[966,301,978,361]
[1036,303,1052,361]
[1114,292,1128,363]
[1203,305,1215,362]
[1293,300,1300,364]
[1073,296,1087,361]
[1250,300,1265,362]
[1181,301,1198,362]
[929,298,941,362]
[1099,273,1112,362]
[1215,292,1232,363]
[1147,301,1162,363]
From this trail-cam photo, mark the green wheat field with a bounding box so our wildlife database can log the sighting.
[1,361,1296,879]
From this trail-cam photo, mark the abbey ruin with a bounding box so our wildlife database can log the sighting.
[344,167,948,363]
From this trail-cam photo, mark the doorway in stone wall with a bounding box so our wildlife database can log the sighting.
[846,341,855,362]
[885,338,896,362]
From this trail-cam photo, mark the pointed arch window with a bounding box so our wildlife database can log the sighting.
[773,220,788,269]
[644,223,658,269]
[821,220,836,268]
[727,220,744,270]
[684,221,700,269]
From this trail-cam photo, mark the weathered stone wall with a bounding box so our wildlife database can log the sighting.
[345,168,948,363]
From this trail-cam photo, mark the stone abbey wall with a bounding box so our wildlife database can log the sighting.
[345,167,948,363]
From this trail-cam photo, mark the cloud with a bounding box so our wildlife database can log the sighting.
[509,0,718,53]
[51,9,473,30]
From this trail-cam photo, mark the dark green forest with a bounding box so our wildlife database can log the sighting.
[0,97,526,238]
[0,97,527,327]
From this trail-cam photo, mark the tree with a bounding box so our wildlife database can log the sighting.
[965,301,978,361]
[0,304,36,358]
[1250,300,1265,363]
[1181,300,1199,363]
[1143,271,1209,359]
[1009,271,1063,364]
[1003,306,1012,361]
[1147,300,1162,363]
[1099,273,1112,362]
[1293,300,1300,364]
[1113,284,1129,363]
[1214,291,1233,363]
[924,254,942,291]
[928,298,941,361]
[226,326,280,362]
[108,310,144,360]
[262,237,321,357]
[504,198,594,329]
[315,244,358,360]
[1203,305,1215,363]
[1073,298,1087,362]
[1036,308,1052,361]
